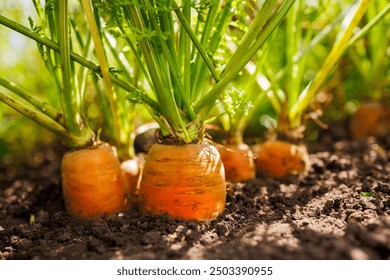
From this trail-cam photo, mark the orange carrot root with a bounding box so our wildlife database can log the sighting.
[61,143,128,219]
[254,140,309,178]
[139,142,226,221]
[350,101,390,140]
[218,143,256,182]
[121,157,143,199]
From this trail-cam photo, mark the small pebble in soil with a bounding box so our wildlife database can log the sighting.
[350,248,369,260]
[348,212,363,223]
[323,199,335,212]
[185,230,201,243]
[216,224,227,236]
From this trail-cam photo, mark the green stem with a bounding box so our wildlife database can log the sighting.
[183,0,191,103]
[346,2,390,49]
[0,15,142,95]
[222,0,278,77]
[58,0,80,134]
[81,0,121,143]
[126,4,190,142]
[191,1,233,102]
[0,77,63,124]
[143,0,196,121]
[172,1,220,83]
[194,0,295,113]
[289,0,372,128]
[0,90,92,148]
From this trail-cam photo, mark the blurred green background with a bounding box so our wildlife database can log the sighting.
[0,1,58,160]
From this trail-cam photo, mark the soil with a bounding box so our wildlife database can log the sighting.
[1,124,389,260]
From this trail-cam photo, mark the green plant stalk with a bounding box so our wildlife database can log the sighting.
[102,34,140,159]
[0,90,92,147]
[58,0,81,134]
[191,1,233,102]
[73,27,93,122]
[288,0,372,128]
[31,0,62,97]
[234,40,275,137]
[364,0,389,98]
[183,0,192,103]
[0,15,142,95]
[0,77,63,124]
[142,0,196,122]
[125,4,190,142]
[346,2,390,49]
[345,1,390,91]
[261,2,355,102]
[190,0,218,100]
[118,8,153,87]
[81,0,122,144]
[222,0,278,77]
[286,0,299,112]
[172,1,220,83]
[294,4,354,63]
[194,0,295,114]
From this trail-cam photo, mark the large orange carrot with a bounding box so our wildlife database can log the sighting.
[139,142,226,221]
[61,142,128,219]
[218,143,256,182]
[254,140,309,178]
[350,101,390,141]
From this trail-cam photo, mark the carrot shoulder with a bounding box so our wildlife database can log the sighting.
[61,142,128,219]
[139,142,226,221]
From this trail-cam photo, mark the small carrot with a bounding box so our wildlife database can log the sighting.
[121,157,143,200]
[139,142,226,221]
[254,140,309,178]
[350,101,390,141]
[61,142,128,219]
[218,143,256,182]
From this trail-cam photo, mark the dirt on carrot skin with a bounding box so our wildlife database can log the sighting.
[0,125,389,260]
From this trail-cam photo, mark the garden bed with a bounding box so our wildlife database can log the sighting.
[0,125,389,260]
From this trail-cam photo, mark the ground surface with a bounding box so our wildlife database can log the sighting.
[0,125,389,260]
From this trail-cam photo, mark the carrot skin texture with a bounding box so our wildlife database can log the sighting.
[218,143,256,182]
[254,140,309,178]
[61,143,128,219]
[139,143,226,221]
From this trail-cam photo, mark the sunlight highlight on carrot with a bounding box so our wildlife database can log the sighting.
[218,143,256,182]
[61,143,128,219]
[139,142,226,221]
[254,140,309,178]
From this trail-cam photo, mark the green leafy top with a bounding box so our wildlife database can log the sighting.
[93,0,295,144]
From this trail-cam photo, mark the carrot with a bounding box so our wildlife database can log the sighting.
[139,142,226,221]
[121,157,143,199]
[218,143,256,182]
[350,101,390,141]
[61,142,128,219]
[254,140,309,178]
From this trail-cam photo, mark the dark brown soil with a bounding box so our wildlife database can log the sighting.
[1,126,389,260]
